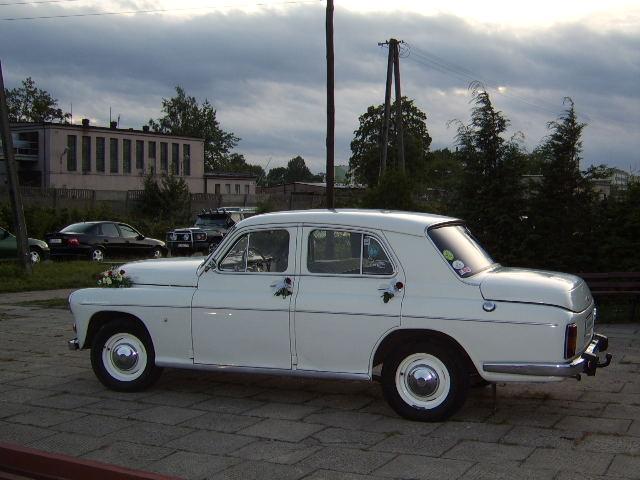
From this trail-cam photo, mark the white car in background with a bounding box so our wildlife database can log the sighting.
[68,209,611,421]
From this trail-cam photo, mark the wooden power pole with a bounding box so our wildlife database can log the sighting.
[378,38,405,176]
[0,60,31,273]
[325,0,335,209]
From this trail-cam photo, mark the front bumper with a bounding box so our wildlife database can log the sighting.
[483,333,612,378]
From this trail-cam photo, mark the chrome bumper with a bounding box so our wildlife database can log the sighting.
[68,338,79,350]
[483,333,611,379]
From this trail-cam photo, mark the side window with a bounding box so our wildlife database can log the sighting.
[101,223,119,237]
[307,230,393,275]
[119,224,139,238]
[307,230,362,274]
[219,230,289,273]
[362,236,393,275]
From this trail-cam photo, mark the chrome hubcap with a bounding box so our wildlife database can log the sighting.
[406,365,439,397]
[111,343,139,371]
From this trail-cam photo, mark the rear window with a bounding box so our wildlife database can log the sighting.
[196,216,228,227]
[428,224,493,278]
[60,223,95,234]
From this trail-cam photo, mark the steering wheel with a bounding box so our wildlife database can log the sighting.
[245,247,270,272]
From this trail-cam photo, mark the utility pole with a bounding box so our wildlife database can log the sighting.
[325,0,335,209]
[380,39,394,176]
[377,38,405,176]
[0,60,31,274]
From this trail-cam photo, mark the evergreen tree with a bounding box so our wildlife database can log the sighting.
[453,83,527,263]
[529,98,596,270]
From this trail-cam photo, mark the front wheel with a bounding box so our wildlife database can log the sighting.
[29,247,42,264]
[381,342,469,422]
[90,320,163,391]
[150,247,164,259]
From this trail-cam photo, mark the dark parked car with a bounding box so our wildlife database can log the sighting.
[0,226,49,263]
[166,207,256,256]
[46,221,167,261]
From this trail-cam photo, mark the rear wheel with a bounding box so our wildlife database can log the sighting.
[90,320,163,391]
[89,247,104,262]
[381,342,469,421]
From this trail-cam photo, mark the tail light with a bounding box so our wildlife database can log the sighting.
[565,323,578,358]
[68,238,80,247]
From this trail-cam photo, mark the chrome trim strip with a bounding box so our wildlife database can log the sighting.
[79,303,191,309]
[402,314,557,327]
[155,361,371,381]
[296,309,399,318]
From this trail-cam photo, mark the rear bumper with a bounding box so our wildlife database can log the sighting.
[483,333,611,378]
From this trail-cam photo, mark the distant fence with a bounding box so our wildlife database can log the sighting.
[0,186,365,215]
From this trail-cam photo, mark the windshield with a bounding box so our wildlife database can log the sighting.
[195,216,228,228]
[428,224,494,278]
[61,223,95,234]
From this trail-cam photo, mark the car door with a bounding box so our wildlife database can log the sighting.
[293,227,404,375]
[0,228,17,259]
[191,226,297,369]
[96,222,122,258]
[118,223,145,257]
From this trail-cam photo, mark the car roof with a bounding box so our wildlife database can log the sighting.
[236,209,459,236]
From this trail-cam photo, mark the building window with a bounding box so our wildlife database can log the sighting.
[148,141,156,173]
[183,144,190,176]
[96,137,105,172]
[66,135,77,171]
[245,184,250,194]
[136,140,144,170]
[235,184,241,194]
[171,143,179,175]
[160,142,168,172]
[123,139,132,174]
[110,138,118,173]
[225,184,231,194]
[82,136,91,173]
[215,183,220,194]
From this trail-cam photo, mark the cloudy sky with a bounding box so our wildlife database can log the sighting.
[1,0,638,174]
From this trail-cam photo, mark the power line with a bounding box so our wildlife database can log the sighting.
[0,0,81,6]
[405,44,572,118]
[0,0,322,20]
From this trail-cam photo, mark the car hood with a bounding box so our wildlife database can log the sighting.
[479,267,593,312]
[122,258,203,287]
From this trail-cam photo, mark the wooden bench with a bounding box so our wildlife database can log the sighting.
[576,272,640,321]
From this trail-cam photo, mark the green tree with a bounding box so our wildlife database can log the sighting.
[349,97,432,187]
[5,77,70,123]
[265,156,320,186]
[528,98,596,270]
[138,172,191,225]
[149,86,239,172]
[361,169,417,211]
[222,153,266,181]
[453,83,527,263]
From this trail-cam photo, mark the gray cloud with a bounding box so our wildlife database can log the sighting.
[1,4,638,173]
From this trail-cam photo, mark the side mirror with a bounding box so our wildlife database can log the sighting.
[137,234,145,240]
[0,230,7,240]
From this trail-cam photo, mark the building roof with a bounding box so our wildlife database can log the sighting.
[237,209,458,236]
[204,171,258,180]
[9,121,204,141]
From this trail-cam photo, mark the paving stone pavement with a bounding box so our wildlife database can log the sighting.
[0,301,638,479]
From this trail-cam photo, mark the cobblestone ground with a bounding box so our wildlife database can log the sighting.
[0,301,638,480]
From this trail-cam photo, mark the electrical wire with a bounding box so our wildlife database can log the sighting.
[0,0,322,20]
[405,44,572,117]
[0,0,81,6]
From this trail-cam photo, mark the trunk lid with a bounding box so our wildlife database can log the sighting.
[480,267,593,312]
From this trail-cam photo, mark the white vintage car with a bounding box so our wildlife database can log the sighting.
[68,210,611,421]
